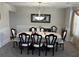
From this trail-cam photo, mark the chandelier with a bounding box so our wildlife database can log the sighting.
[35,2,45,20]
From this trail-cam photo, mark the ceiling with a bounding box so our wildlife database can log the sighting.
[7,2,79,8]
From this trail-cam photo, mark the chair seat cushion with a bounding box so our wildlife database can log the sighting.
[22,43,31,46]
[34,43,43,47]
[47,45,54,48]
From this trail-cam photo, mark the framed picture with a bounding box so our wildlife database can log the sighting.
[31,14,51,23]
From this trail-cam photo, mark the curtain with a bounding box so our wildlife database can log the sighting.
[70,11,75,37]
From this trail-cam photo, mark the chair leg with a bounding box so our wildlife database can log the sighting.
[16,42,18,47]
[18,43,21,48]
[62,44,64,50]
[45,47,47,56]
[56,43,58,52]
[39,48,40,56]
[52,48,54,56]
[20,47,23,54]
[60,44,61,47]
[21,49,22,54]
[27,47,29,55]
[13,41,15,48]
[13,41,18,48]
[32,47,34,55]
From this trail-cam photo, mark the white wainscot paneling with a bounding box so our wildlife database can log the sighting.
[0,27,10,48]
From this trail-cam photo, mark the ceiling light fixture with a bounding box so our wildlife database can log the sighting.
[35,2,45,20]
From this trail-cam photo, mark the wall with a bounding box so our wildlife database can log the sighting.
[0,3,15,48]
[10,6,66,34]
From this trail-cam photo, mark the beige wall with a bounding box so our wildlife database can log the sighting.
[10,6,66,33]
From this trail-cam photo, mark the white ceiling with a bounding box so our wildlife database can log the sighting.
[7,2,79,8]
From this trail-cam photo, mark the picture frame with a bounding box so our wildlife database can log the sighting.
[31,14,51,23]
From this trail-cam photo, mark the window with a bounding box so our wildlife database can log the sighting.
[73,10,79,37]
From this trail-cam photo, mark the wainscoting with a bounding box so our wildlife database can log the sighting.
[0,27,10,48]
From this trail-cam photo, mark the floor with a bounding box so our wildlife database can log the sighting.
[0,41,79,57]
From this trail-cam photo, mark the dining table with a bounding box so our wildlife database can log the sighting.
[17,32,62,43]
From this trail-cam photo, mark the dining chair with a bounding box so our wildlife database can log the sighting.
[58,29,67,50]
[31,33,43,56]
[19,33,31,54]
[40,27,45,32]
[45,34,57,56]
[10,28,18,47]
[51,26,57,32]
[29,27,37,32]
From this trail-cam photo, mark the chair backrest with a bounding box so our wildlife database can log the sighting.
[29,27,37,32]
[31,33,42,45]
[62,30,67,41]
[45,34,57,45]
[11,28,17,38]
[40,27,45,32]
[19,33,30,43]
[51,26,57,32]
